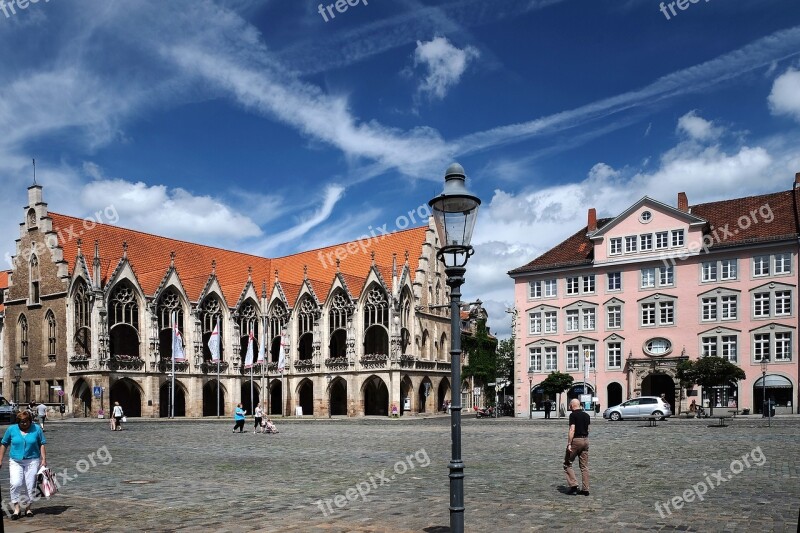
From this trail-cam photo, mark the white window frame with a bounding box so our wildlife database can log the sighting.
[775,253,792,275]
[607,272,621,292]
[582,308,596,331]
[607,305,621,329]
[544,279,557,298]
[753,256,770,277]
[720,259,737,280]
[639,234,653,251]
[566,276,579,296]
[544,311,558,334]
[625,236,637,253]
[566,309,580,332]
[610,238,622,255]
[641,268,656,289]
[529,347,542,372]
[641,302,656,326]
[583,275,595,294]
[607,342,622,369]
[544,346,558,371]
[529,281,542,299]
[655,232,668,249]
[701,261,717,282]
[566,345,579,371]
[671,229,685,247]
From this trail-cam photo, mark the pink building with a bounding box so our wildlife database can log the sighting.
[509,174,800,417]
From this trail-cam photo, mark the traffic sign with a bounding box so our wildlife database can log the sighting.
[93,386,102,398]
[57,390,65,397]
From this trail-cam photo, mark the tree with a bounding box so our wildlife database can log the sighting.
[461,317,499,402]
[540,371,574,418]
[676,356,746,416]
[495,338,514,399]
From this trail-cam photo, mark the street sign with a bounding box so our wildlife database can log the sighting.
[57,390,65,397]
[51,386,62,390]
[93,386,102,398]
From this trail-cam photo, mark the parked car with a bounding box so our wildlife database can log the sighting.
[603,396,672,421]
[0,396,18,424]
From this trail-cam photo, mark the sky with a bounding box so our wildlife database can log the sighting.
[1,0,799,337]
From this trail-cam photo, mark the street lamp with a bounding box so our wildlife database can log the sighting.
[528,376,533,420]
[429,162,481,533]
[12,363,22,407]
[326,374,333,419]
[760,357,770,427]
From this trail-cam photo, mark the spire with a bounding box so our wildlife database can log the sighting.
[274,269,279,281]
[122,241,128,259]
[211,259,216,275]
[370,251,375,266]
[247,265,252,282]
[93,240,101,287]
[32,158,36,185]
[335,258,340,273]
[303,265,308,280]
[404,250,409,265]
[170,251,175,268]
[76,238,83,257]
[261,279,267,298]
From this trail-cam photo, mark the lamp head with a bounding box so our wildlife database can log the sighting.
[429,163,481,268]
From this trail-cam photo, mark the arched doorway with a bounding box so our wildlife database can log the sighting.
[298,380,313,416]
[530,384,546,411]
[159,381,186,417]
[363,376,389,416]
[71,378,92,417]
[110,378,142,418]
[418,377,432,413]
[329,379,347,416]
[437,378,450,412]
[567,383,595,401]
[241,381,260,415]
[641,374,675,412]
[363,325,389,356]
[269,380,283,416]
[202,380,225,417]
[753,375,793,414]
[400,376,413,416]
[607,382,623,408]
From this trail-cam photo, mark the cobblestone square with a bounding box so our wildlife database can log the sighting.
[2,416,799,532]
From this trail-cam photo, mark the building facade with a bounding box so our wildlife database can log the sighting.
[1,184,472,418]
[510,174,800,417]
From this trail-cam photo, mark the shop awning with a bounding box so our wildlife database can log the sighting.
[753,375,793,388]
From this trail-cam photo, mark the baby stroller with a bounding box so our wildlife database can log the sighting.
[262,420,279,434]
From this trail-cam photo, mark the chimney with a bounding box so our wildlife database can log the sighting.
[587,208,597,232]
[795,172,800,188]
[678,192,688,212]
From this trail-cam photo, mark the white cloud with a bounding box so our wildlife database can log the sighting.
[768,67,800,122]
[676,110,723,141]
[411,37,480,101]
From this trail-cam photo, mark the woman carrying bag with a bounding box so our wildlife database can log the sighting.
[0,410,47,519]
[112,402,125,431]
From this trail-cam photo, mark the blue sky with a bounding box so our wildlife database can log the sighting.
[1,0,799,336]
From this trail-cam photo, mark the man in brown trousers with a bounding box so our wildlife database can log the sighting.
[563,398,590,495]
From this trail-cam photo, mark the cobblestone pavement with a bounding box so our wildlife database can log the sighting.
[1,415,798,532]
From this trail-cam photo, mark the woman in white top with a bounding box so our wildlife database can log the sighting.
[112,402,124,431]
[253,405,264,433]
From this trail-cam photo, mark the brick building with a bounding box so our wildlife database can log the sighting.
[509,173,800,417]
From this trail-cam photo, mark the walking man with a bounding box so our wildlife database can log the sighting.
[36,402,47,431]
[563,398,590,496]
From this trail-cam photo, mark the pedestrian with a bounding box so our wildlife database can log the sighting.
[253,404,264,434]
[112,401,124,431]
[233,403,246,433]
[0,410,47,519]
[563,398,590,496]
[544,399,552,419]
[36,401,47,431]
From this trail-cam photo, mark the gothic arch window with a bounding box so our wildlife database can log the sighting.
[440,332,448,361]
[400,289,412,355]
[200,295,223,361]
[328,291,352,358]
[27,208,36,228]
[45,310,57,362]
[108,282,140,358]
[363,286,389,356]
[297,297,317,361]
[237,300,259,360]
[18,314,29,364]
[29,255,40,304]
[157,288,184,360]
[421,329,429,360]
[268,301,288,363]
[74,280,91,357]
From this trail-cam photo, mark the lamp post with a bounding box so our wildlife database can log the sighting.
[583,349,590,412]
[528,376,533,420]
[326,374,332,419]
[428,162,481,533]
[760,357,770,427]
[12,363,22,407]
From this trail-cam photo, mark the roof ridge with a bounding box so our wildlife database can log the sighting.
[689,189,791,209]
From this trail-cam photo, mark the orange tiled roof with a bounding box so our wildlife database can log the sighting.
[0,270,9,313]
[509,188,800,274]
[49,213,427,306]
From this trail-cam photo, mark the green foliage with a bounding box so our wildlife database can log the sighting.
[676,357,746,389]
[462,317,500,397]
[540,371,574,397]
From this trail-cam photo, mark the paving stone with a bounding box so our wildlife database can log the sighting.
[0,416,798,532]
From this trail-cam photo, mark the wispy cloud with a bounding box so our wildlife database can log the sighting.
[411,36,480,102]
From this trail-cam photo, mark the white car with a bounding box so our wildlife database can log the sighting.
[603,396,672,421]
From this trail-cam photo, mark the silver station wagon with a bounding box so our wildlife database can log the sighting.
[603,396,672,421]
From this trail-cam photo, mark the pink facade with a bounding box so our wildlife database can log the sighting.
[510,182,800,417]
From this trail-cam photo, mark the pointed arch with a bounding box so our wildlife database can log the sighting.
[328,289,353,358]
[73,278,92,357]
[108,281,141,359]
[296,296,318,361]
[200,292,225,361]
[18,314,29,364]
[440,332,448,361]
[362,375,389,416]
[268,299,289,363]
[421,330,429,360]
[157,287,186,360]
[362,284,388,356]
[296,378,314,416]
[29,254,40,304]
[45,309,57,362]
